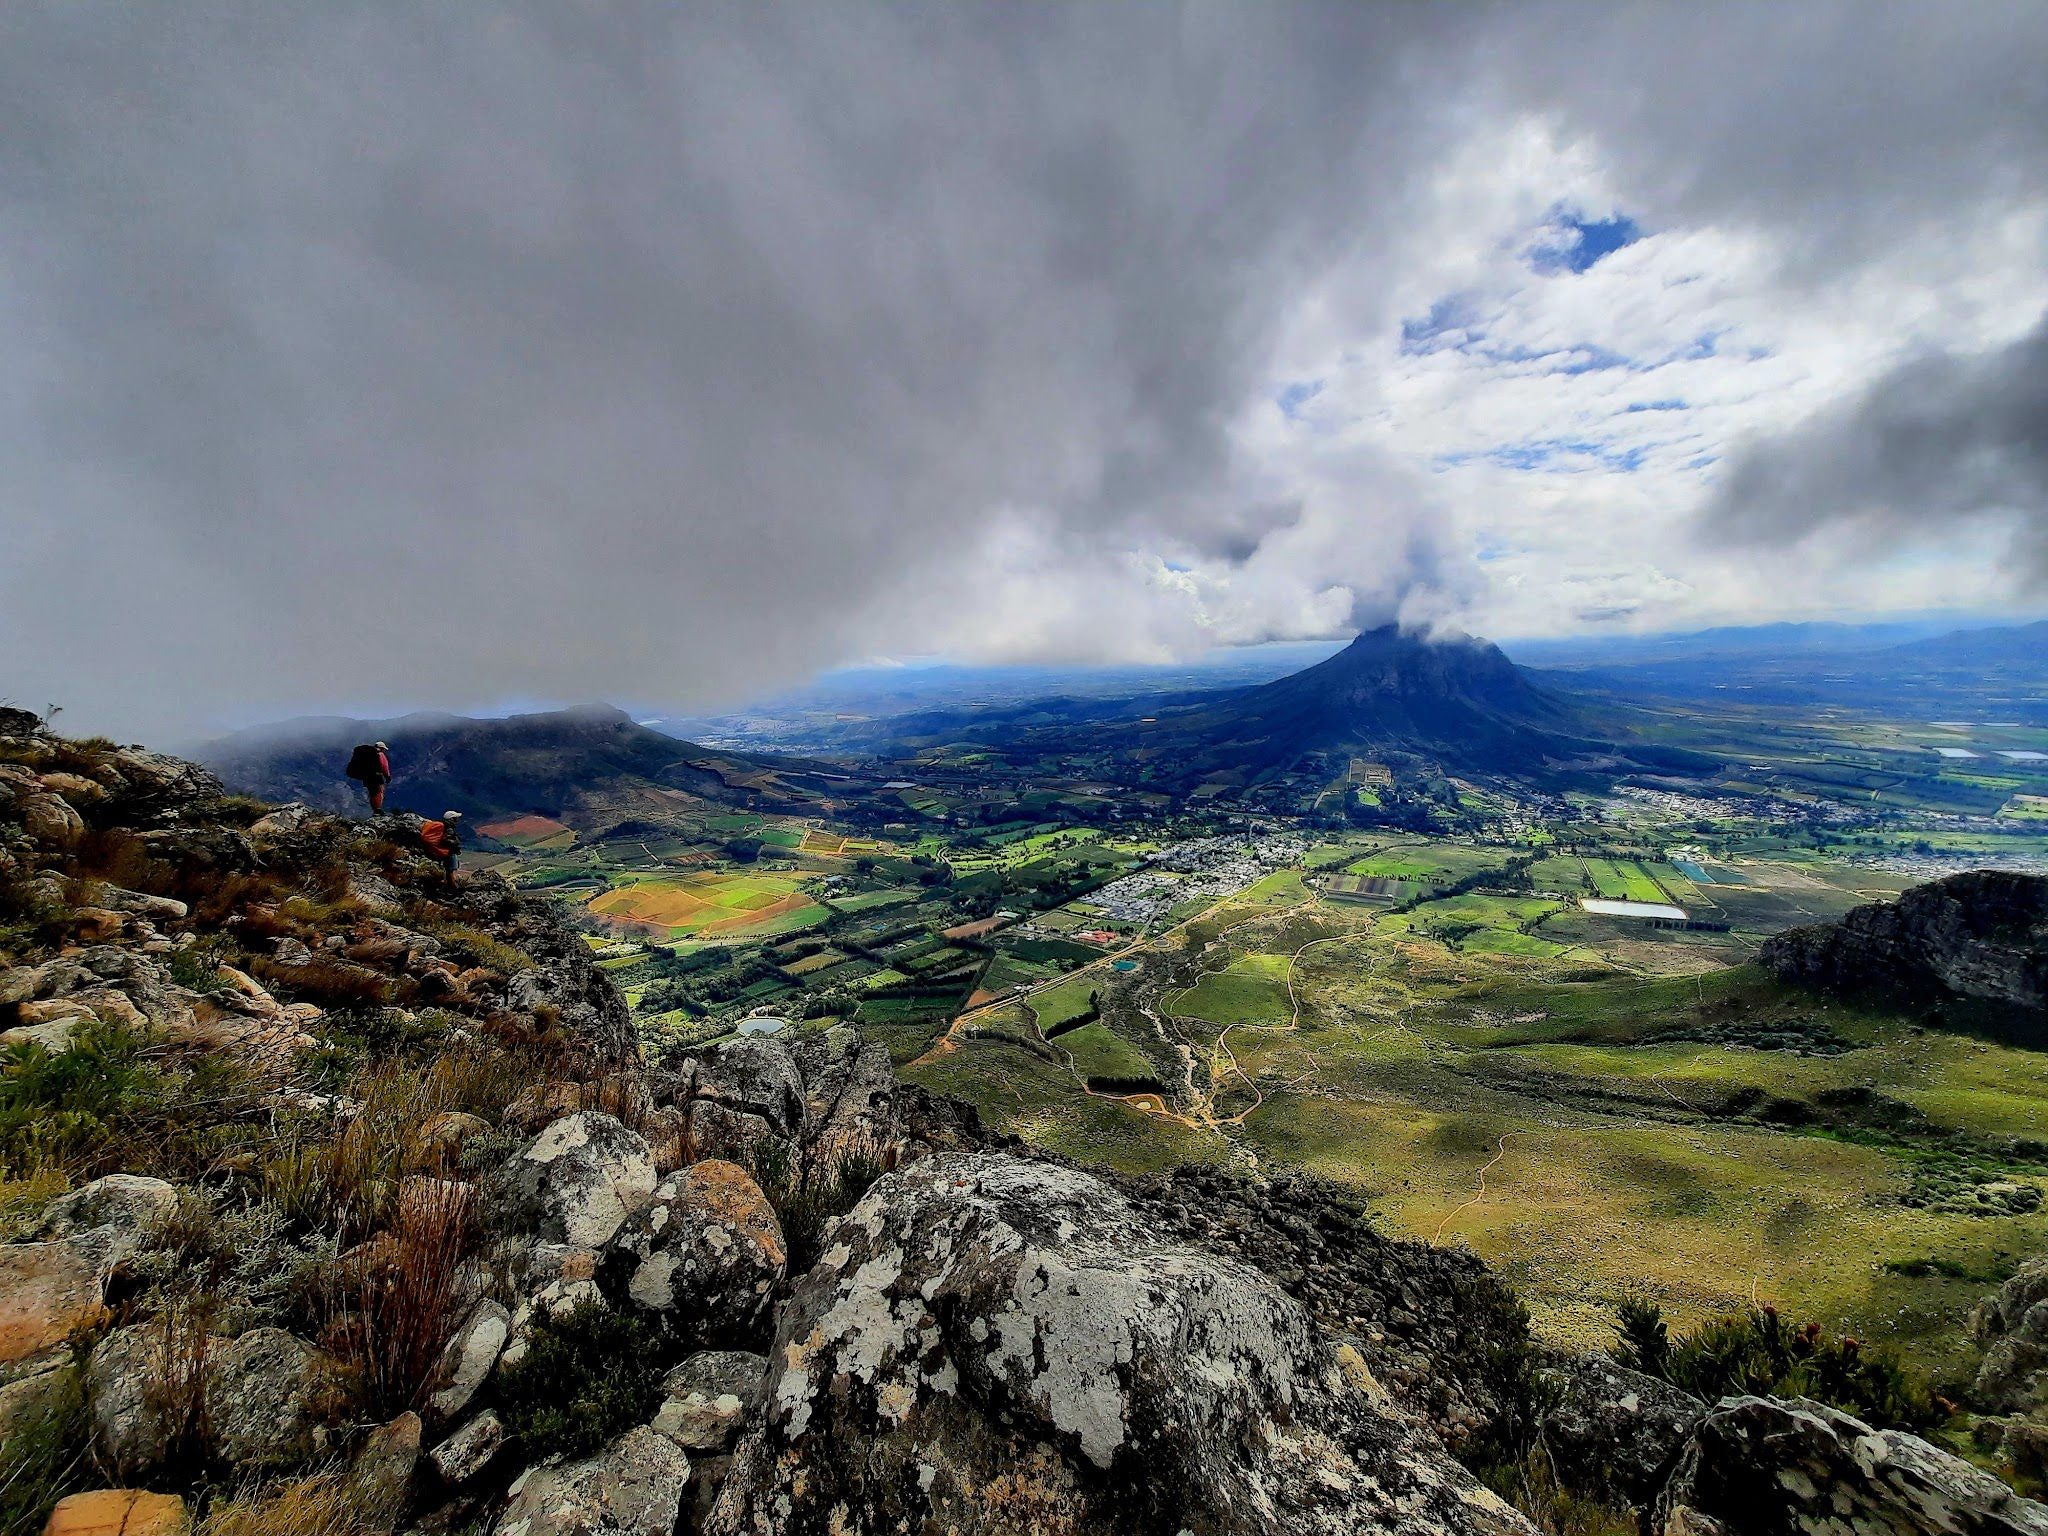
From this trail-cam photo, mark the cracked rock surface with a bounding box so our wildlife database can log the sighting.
[706,1151,1532,1536]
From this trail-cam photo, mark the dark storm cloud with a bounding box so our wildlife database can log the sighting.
[0,2,1465,738]
[2,2,2046,738]
[1708,315,2048,579]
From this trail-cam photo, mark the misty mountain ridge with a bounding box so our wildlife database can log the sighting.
[202,703,845,825]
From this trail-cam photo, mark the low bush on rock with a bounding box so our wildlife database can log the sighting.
[1615,1300,1945,1430]
[494,1299,671,1460]
[745,1131,888,1275]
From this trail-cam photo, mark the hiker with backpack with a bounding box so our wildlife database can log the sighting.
[344,741,392,813]
[419,811,464,887]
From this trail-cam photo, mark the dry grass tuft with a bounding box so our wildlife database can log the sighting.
[197,1473,378,1536]
[321,1177,476,1419]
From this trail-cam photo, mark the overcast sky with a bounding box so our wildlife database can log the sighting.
[3,2,2045,740]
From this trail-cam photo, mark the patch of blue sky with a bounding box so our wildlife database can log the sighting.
[1396,308,1639,374]
[1399,292,1486,353]
[1622,398,1688,413]
[1526,209,1642,274]
[1274,378,1325,419]
[1439,438,1649,473]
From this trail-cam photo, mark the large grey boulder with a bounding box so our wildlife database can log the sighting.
[500,1112,657,1249]
[493,1424,692,1536]
[38,1174,178,1271]
[202,1327,334,1471]
[601,1160,784,1340]
[1654,1395,2048,1536]
[705,1152,1531,1536]
[650,1351,768,1453]
[1538,1352,1702,1507]
[87,1324,181,1474]
[668,1025,896,1165]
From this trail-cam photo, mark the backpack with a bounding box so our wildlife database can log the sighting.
[345,744,382,781]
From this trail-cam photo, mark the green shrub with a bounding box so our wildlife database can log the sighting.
[167,937,239,998]
[1614,1297,1669,1377]
[747,1134,890,1277]
[418,920,535,975]
[1613,1301,1943,1431]
[495,1301,669,1460]
[0,1018,163,1174]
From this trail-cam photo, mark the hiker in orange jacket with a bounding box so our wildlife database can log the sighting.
[344,741,391,813]
[419,811,463,887]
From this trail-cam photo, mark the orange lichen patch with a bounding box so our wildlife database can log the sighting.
[685,1159,787,1269]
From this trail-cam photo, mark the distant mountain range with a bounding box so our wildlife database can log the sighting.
[1531,618,2048,720]
[212,617,2040,815]
[202,704,851,826]
[205,629,1701,810]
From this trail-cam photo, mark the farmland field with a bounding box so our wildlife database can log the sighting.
[585,870,828,937]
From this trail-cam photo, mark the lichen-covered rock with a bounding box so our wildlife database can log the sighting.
[431,1409,507,1485]
[500,1112,657,1249]
[1974,1256,2048,1414]
[706,1152,1531,1536]
[430,1299,511,1422]
[86,1324,180,1473]
[1120,1161,1534,1449]
[1654,1395,2048,1536]
[0,1181,170,1371]
[602,1161,784,1340]
[346,1411,422,1534]
[650,1351,767,1452]
[667,1025,897,1165]
[493,1424,691,1536]
[37,1174,178,1271]
[202,1327,334,1471]
[1537,1353,1702,1507]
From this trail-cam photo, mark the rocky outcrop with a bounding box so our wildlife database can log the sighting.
[499,1112,658,1250]
[1120,1161,1534,1449]
[1655,1395,2048,1535]
[706,1152,1532,1536]
[1762,870,2048,1014]
[1538,1353,1703,1508]
[1974,1257,2048,1415]
[600,1160,785,1343]
[664,1025,898,1165]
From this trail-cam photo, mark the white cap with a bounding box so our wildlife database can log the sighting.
[444,810,462,820]
[374,741,388,750]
